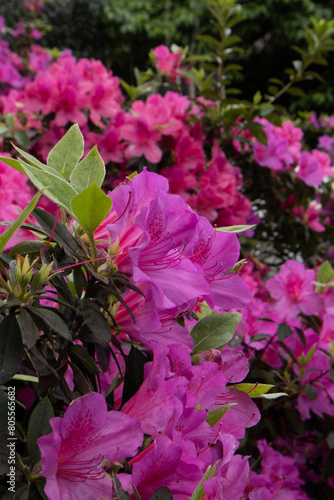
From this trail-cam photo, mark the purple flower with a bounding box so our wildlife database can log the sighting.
[37,393,143,500]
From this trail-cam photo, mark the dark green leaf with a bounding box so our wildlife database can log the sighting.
[73,266,86,299]
[27,396,54,465]
[250,334,270,342]
[122,346,147,405]
[96,344,111,373]
[113,473,132,500]
[18,308,39,349]
[245,122,267,145]
[71,363,93,395]
[32,207,82,256]
[305,383,317,401]
[9,240,46,258]
[276,323,293,341]
[191,312,241,354]
[150,487,173,500]
[0,314,23,384]
[28,307,72,341]
[81,299,112,345]
[69,344,100,375]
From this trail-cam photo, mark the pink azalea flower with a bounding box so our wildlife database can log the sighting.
[153,44,182,82]
[292,201,325,232]
[120,435,203,499]
[275,120,303,160]
[266,260,323,321]
[252,118,294,171]
[296,151,323,186]
[37,393,143,500]
[120,115,163,163]
[247,440,309,500]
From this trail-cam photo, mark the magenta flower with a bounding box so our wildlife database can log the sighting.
[252,118,294,171]
[153,44,182,82]
[266,260,323,321]
[296,151,323,186]
[120,435,203,499]
[37,393,143,500]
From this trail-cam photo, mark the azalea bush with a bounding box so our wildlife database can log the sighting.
[0,1,334,499]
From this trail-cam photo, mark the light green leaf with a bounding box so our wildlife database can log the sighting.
[71,183,112,234]
[13,144,49,170]
[206,404,236,427]
[18,159,78,213]
[216,224,256,233]
[11,374,39,383]
[235,383,274,398]
[260,392,288,399]
[47,124,84,179]
[190,462,218,500]
[317,260,334,284]
[0,154,25,174]
[0,190,42,253]
[70,146,105,192]
[191,312,241,354]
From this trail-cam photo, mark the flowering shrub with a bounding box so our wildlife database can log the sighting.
[0,2,334,498]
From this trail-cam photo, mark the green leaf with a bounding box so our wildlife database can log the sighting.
[0,155,25,174]
[234,383,287,399]
[32,207,82,256]
[71,183,112,234]
[206,404,236,427]
[245,122,267,144]
[27,307,72,341]
[276,323,293,341]
[191,312,241,354]
[69,344,100,375]
[260,392,288,399]
[81,299,112,346]
[150,487,173,500]
[12,144,50,170]
[112,473,132,500]
[11,374,39,383]
[317,260,334,284]
[190,462,218,500]
[13,130,30,149]
[216,224,255,233]
[0,190,42,254]
[235,383,273,397]
[47,124,84,179]
[18,308,39,349]
[286,87,306,98]
[0,314,24,384]
[27,397,54,465]
[70,146,106,192]
[9,240,46,258]
[305,384,317,401]
[18,159,78,213]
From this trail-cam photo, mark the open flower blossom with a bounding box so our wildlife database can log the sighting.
[266,260,323,321]
[95,168,250,331]
[37,393,143,500]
